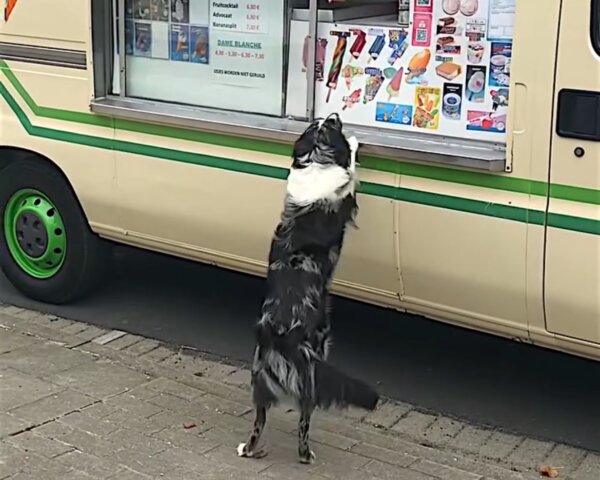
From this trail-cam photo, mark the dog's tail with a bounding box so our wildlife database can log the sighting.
[314,360,379,411]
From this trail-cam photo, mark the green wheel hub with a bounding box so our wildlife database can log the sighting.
[3,189,67,279]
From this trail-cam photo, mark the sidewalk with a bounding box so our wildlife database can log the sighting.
[0,303,597,480]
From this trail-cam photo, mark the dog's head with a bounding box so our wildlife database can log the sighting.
[292,113,356,170]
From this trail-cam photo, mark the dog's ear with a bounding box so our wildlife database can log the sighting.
[292,124,318,168]
[324,113,342,131]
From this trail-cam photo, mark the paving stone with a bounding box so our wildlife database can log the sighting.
[145,377,205,401]
[542,444,587,474]
[106,334,145,351]
[34,421,117,457]
[104,428,170,456]
[106,468,151,479]
[5,451,75,479]
[196,392,252,417]
[506,437,555,466]
[139,346,175,362]
[571,452,600,480]
[7,431,73,459]
[0,441,30,477]
[260,461,321,480]
[153,446,227,475]
[0,341,96,377]
[56,449,120,478]
[349,442,418,467]
[80,402,117,420]
[391,411,437,436]
[103,391,164,418]
[311,461,380,480]
[124,339,161,357]
[73,325,108,342]
[48,360,151,399]
[151,425,220,454]
[453,425,494,453]
[423,416,466,444]
[161,353,239,379]
[206,444,273,474]
[61,322,90,336]
[222,368,251,390]
[479,431,523,460]
[364,401,413,429]
[362,459,436,480]
[305,428,360,451]
[0,367,62,411]
[0,413,32,439]
[411,459,483,480]
[146,390,198,415]
[0,329,37,354]
[9,389,96,425]
[59,411,120,437]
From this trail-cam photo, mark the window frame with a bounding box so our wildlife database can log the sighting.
[89,0,508,172]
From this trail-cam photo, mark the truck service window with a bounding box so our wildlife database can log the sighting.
[95,0,517,171]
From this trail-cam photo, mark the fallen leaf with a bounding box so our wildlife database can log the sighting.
[538,465,559,478]
[183,421,196,430]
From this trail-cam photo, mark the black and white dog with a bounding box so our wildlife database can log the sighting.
[237,114,379,464]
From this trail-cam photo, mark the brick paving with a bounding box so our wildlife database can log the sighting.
[0,303,598,479]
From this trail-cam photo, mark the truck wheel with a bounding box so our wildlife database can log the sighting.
[0,158,110,304]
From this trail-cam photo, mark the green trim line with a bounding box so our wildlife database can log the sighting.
[1,60,598,206]
[1,82,598,236]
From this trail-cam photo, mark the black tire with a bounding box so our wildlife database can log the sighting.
[0,157,111,304]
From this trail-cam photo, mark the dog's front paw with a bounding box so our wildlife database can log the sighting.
[237,443,249,457]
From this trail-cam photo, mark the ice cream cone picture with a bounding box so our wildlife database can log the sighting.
[387,67,404,101]
[405,49,431,85]
[342,88,362,110]
[326,31,350,103]
[4,0,18,21]
[343,64,364,89]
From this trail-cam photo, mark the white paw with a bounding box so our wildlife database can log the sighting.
[237,443,247,457]
[299,450,316,464]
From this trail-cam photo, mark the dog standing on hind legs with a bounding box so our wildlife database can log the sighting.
[237,114,380,464]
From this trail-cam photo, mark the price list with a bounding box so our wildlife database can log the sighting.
[211,1,267,34]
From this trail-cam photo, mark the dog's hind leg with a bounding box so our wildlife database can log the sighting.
[238,368,273,459]
[237,405,268,459]
[298,402,315,464]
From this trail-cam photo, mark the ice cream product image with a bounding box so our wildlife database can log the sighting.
[386,67,404,101]
[413,86,441,129]
[467,42,484,63]
[405,48,431,84]
[442,83,463,119]
[466,65,486,102]
[343,64,364,89]
[442,0,460,15]
[342,88,362,110]
[350,29,367,60]
[326,31,350,102]
[367,29,386,63]
[363,67,385,103]
[460,0,478,16]
[302,37,328,81]
[387,29,409,65]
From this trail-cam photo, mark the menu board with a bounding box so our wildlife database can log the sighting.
[115,0,285,115]
[310,0,514,143]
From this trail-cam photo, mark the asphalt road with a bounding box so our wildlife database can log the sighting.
[1,246,599,452]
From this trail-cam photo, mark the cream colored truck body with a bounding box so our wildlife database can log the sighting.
[0,0,598,359]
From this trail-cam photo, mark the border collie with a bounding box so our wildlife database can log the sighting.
[237,114,379,464]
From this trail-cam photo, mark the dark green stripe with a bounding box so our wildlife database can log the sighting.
[1,59,598,206]
[0,81,598,236]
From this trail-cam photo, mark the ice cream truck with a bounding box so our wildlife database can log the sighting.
[0,0,599,360]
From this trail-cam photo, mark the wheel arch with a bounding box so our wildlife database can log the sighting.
[0,147,94,230]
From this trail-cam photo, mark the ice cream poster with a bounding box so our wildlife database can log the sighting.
[376,102,413,126]
[442,83,462,120]
[466,110,506,133]
[413,86,441,129]
[466,65,486,102]
[170,24,190,61]
[489,42,511,87]
[134,22,152,57]
[190,26,209,64]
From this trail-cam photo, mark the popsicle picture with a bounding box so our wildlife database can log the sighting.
[367,29,386,63]
[349,29,367,60]
[343,64,364,89]
[363,67,385,103]
[387,67,404,101]
[387,29,408,65]
[342,88,362,110]
[326,31,350,103]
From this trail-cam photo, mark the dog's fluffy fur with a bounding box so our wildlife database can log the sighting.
[237,114,379,464]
